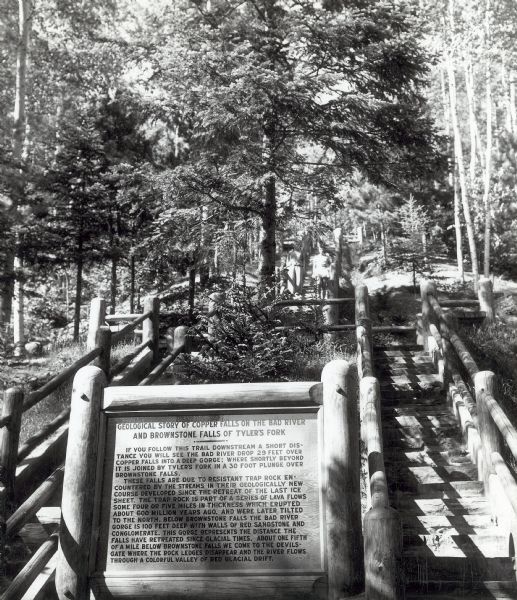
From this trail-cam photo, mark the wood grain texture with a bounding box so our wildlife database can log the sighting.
[363,507,404,600]
[474,371,502,487]
[91,574,328,599]
[103,381,322,411]
[56,366,106,600]
[0,388,24,509]
[321,360,363,598]
[87,298,106,351]
[3,534,58,600]
[110,348,152,387]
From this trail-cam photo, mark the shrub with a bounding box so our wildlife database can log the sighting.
[188,283,305,383]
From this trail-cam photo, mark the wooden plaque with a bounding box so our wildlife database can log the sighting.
[89,382,331,599]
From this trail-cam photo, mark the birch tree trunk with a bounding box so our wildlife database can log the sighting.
[7,0,33,355]
[464,55,482,184]
[482,0,492,278]
[446,3,479,290]
[453,165,464,281]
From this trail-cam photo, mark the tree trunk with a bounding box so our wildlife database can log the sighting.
[13,257,24,356]
[483,0,492,278]
[464,55,482,184]
[446,11,479,290]
[258,176,276,291]
[110,255,117,315]
[453,165,464,281]
[73,236,84,342]
[129,253,135,314]
[188,268,196,324]
[1,0,32,327]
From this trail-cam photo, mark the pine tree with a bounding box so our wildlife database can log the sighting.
[155,0,442,288]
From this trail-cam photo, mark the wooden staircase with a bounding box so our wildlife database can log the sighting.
[375,343,517,598]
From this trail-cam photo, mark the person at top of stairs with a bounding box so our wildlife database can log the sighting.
[311,243,332,299]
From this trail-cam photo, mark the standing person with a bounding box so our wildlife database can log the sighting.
[286,244,302,294]
[312,245,331,299]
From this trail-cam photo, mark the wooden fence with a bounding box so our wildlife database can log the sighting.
[356,284,404,600]
[419,278,517,574]
[0,294,190,599]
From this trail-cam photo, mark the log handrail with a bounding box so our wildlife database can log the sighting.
[273,297,354,307]
[421,280,480,378]
[110,339,152,378]
[110,309,152,344]
[355,284,403,599]
[420,278,517,552]
[22,347,102,414]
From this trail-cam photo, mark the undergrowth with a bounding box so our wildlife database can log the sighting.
[460,322,517,421]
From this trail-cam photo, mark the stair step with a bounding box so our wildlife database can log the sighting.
[381,392,445,404]
[402,514,496,535]
[406,580,517,598]
[407,533,508,558]
[393,496,490,516]
[375,353,433,362]
[376,365,438,375]
[403,549,514,584]
[382,426,462,450]
[389,479,483,499]
[374,343,425,351]
[384,449,473,467]
[383,413,459,429]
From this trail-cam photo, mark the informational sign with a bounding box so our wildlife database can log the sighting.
[96,411,324,574]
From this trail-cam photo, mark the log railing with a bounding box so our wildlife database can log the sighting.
[355,284,404,600]
[0,292,190,598]
[419,278,517,558]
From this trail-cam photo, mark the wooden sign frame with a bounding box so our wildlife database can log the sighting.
[55,364,362,600]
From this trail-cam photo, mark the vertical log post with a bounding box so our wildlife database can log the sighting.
[323,263,340,342]
[361,378,405,600]
[56,366,106,600]
[86,297,106,351]
[143,296,160,366]
[173,325,189,353]
[0,387,24,558]
[363,505,404,600]
[208,292,224,341]
[420,280,437,352]
[321,360,363,597]
[474,370,502,491]
[93,325,111,377]
[355,284,373,378]
[287,264,296,295]
[478,277,495,323]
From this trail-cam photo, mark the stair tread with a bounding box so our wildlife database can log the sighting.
[405,533,509,558]
[387,463,478,483]
[406,580,517,598]
[384,449,474,467]
[393,496,490,515]
[402,514,497,534]
[384,414,459,428]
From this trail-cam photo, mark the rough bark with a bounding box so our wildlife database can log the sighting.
[129,253,136,314]
[73,231,84,342]
[258,176,276,291]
